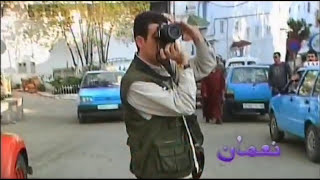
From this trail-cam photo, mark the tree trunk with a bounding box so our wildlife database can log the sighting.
[69,25,84,67]
[94,25,102,68]
[60,24,77,67]
[104,26,113,63]
[79,19,88,66]
[98,22,105,64]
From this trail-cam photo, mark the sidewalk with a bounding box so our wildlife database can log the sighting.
[1,96,23,125]
[37,91,77,100]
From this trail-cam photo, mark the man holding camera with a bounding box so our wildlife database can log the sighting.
[120,11,216,179]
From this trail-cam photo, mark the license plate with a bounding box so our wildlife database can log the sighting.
[242,103,265,109]
[97,104,119,110]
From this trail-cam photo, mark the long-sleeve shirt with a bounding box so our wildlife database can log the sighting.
[268,62,292,91]
[127,40,217,120]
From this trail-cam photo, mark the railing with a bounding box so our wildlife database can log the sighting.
[53,85,80,95]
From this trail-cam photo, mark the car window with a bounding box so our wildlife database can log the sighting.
[229,61,245,67]
[298,70,318,96]
[231,67,268,84]
[247,61,256,65]
[312,74,320,97]
[81,72,122,88]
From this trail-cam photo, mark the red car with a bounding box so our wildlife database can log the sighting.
[1,133,33,178]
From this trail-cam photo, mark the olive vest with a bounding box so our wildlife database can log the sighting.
[120,55,195,178]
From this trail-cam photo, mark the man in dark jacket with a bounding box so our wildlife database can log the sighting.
[120,11,216,179]
[268,52,292,96]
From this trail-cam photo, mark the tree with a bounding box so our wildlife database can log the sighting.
[286,18,311,70]
[27,1,149,71]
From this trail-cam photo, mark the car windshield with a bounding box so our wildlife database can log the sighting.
[80,72,123,88]
[231,67,269,84]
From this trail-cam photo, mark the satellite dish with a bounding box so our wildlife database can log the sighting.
[1,40,6,54]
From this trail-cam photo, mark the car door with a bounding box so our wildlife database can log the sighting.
[309,72,320,129]
[286,70,318,137]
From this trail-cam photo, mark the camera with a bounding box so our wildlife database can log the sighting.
[158,23,182,47]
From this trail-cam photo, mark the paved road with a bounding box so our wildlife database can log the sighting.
[2,92,319,178]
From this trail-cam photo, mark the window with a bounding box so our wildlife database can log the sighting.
[255,26,259,37]
[298,70,318,96]
[231,67,268,83]
[246,27,250,39]
[220,20,224,33]
[266,25,271,34]
[307,2,310,13]
[313,74,320,96]
[235,21,239,32]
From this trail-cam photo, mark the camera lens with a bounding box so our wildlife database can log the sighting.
[168,24,182,40]
[159,24,182,45]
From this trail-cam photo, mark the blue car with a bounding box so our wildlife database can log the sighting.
[77,70,124,123]
[223,65,271,121]
[269,66,320,162]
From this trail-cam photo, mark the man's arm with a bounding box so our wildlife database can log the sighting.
[127,68,197,117]
[189,40,217,81]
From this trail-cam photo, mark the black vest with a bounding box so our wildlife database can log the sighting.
[120,55,195,178]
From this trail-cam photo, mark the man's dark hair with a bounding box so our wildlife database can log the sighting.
[133,11,168,51]
[307,49,318,58]
[273,52,281,57]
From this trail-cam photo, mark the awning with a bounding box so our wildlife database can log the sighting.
[230,40,251,48]
[187,15,210,28]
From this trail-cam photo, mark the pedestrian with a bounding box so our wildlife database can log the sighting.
[268,52,292,96]
[120,11,216,179]
[201,60,225,124]
[303,49,319,66]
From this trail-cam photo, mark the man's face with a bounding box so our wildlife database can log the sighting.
[307,53,317,61]
[273,54,281,63]
[136,23,160,64]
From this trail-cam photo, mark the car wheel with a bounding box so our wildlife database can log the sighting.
[222,104,232,122]
[269,113,284,142]
[77,110,86,124]
[15,154,27,179]
[306,125,320,163]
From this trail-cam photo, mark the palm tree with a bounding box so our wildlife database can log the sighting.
[286,18,311,70]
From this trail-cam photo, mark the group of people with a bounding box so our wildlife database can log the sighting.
[268,49,319,95]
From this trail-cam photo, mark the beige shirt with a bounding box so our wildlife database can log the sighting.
[127,41,217,120]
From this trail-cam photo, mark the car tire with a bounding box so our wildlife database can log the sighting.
[77,110,86,124]
[222,104,232,122]
[15,154,27,179]
[305,125,320,163]
[269,113,284,142]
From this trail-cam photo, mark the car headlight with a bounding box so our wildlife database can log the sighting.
[80,96,93,103]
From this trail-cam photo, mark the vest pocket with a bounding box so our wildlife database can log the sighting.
[156,144,192,173]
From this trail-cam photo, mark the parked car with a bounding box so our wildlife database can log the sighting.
[268,65,320,163]
[223,65,271,121]
[77,70,124,123]
[1,132,33,179]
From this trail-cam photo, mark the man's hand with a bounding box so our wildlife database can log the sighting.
[160,41,188,65]
[176,21,204,45]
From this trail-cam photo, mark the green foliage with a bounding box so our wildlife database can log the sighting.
[49,76,82,89]
[287,18,311,41]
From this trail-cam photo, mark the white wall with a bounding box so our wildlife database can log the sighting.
[206,1,293,64]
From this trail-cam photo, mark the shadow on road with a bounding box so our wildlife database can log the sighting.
[80,116,123,124]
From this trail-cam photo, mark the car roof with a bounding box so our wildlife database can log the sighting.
[85,70,123,74]
[226,56,259,62]
[228,65,269,70]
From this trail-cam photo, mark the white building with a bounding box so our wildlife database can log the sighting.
[202,1,319,64]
